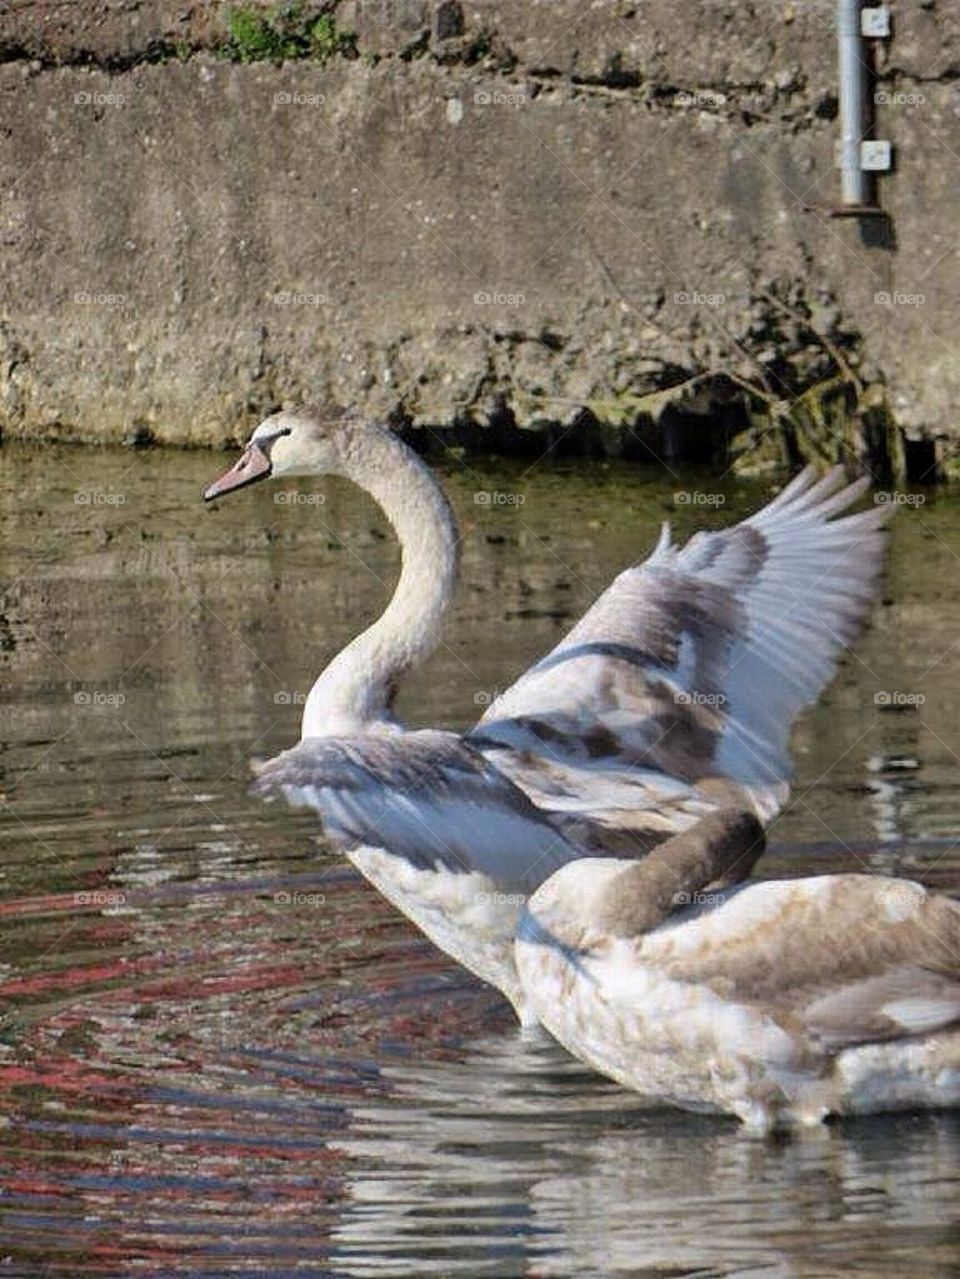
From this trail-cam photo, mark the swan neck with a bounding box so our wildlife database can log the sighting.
[300,430,459,737]
[593,810,766,937]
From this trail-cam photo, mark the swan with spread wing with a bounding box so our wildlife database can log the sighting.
[203,406,889,1024]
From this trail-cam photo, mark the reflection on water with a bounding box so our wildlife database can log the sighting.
[1,443,958,1275]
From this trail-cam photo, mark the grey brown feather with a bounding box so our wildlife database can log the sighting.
[475,465,890,827]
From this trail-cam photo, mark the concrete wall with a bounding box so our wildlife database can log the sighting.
[1,1,958,474]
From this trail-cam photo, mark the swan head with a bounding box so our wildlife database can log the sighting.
[202,407,351,500]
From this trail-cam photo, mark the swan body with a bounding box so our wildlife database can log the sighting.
[252,729,584,1020]
[517,844,960,1129]
[204,407,890,1025]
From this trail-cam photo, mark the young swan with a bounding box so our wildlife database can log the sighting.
[203,408,892,1029]
[516,813,960,1131]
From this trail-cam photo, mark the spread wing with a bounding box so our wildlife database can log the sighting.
[251,729,582,890]
[471,467,888,827]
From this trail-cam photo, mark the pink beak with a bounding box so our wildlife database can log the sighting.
[203,444,272,501]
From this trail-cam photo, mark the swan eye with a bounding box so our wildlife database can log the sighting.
[251,425,292,454]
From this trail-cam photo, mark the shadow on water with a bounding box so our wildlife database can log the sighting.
[0,444,958,1275]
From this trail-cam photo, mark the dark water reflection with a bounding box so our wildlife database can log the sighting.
[1,443,958,1276]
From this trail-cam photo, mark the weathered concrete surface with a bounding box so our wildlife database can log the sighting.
[0,0,958,474]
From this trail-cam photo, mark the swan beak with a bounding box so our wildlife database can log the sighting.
[202,445,272,501]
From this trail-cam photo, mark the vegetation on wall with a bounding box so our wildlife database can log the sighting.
[221,4,356,63]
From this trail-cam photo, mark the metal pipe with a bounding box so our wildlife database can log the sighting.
[838,0,867,205]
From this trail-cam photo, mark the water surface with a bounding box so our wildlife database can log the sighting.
[1,443,958,1276]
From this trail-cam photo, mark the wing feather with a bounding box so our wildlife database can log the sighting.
[473,466,889,826]
[252,729,582,888]
[644,875,960,1050]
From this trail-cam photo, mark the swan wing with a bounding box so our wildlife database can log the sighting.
[472,467,888,825]
[642,875,960,1049]
[251,729,581,889]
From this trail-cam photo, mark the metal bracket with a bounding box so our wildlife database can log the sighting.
[861,140,893,171]
[862,7,891,38]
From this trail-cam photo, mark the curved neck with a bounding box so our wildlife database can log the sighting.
[300,429,460,738]
[593,810,765,937]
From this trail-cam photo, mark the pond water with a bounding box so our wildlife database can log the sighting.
[0,441,958,1277]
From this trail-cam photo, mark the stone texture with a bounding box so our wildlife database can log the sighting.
[0,0,958,472]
